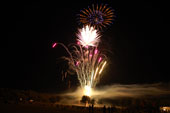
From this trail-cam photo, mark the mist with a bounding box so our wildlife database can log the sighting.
[57,83,170,105]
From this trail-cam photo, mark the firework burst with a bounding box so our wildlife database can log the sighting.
[77,25,100,47]
[78,4,115,30]
[54,26,108,96]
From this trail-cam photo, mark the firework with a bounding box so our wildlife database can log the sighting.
[78,4,115,30]
[77,25,100,47]
[52,42,57,48]
[54,25,107,96]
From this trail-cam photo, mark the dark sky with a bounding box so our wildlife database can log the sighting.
[4,1,169,92]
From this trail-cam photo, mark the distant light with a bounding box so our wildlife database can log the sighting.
[160,107,170,112]
[52,42,57,48]
[163,108,166,111]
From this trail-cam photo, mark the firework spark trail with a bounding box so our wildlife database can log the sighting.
[55,25,108,96]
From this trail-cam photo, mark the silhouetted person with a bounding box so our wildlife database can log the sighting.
[108,106,111,113]
[103,105,106,113]
[89,105,91,113]
[92,104,94,113]
[111,106,116,113]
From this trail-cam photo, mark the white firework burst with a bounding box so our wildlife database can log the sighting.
[76,25,100,47]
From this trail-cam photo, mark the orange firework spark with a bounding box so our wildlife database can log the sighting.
[78,4,115,30]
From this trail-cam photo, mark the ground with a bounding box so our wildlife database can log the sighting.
[0,103,104,113]
[0,88,169,113]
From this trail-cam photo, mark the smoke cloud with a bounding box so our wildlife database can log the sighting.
[57,83,170,105]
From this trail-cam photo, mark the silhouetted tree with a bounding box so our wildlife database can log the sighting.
[80,95,91,105]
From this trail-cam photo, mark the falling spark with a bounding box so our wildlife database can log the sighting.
[94,49,98,54]
[99,61,107,74]
[93,67,99,80]
[89,54,92,57]
[77,41,80,45]
[76,61,79,66]
[98,57,102,63]
[52,42,57,48]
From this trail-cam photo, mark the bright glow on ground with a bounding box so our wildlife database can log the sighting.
[83,85,92,96]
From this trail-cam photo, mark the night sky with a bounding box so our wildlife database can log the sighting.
[4,1,169,92]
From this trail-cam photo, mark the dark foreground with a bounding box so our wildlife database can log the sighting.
[1,103,107,113]
[0,103,91,113]
[0,103,169,113]
[0,88,170,113]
